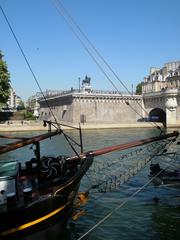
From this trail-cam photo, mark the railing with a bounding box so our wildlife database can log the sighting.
[37,89,141,101]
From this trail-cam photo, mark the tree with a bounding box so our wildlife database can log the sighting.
[0,50,11,104]
[17,100,25,111]
[136,82,143,95]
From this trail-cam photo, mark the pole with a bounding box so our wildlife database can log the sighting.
[78,77,81,92]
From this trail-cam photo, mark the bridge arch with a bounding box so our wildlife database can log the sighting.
[149,108,166,127]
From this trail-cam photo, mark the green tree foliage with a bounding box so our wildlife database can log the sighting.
[136,82,143,95]
[24,110,36,120]
[17,100,25,111]
[0,50,11,104]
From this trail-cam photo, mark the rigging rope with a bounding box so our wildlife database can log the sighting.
[0,5,59,129]
[86,137,172,193]
[77,133,179,239]
[1,1,163,132]
[51,0,162,132]
[77,156,177,240]
[0,4,84,158]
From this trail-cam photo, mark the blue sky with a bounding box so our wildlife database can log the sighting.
[0,0,180,100]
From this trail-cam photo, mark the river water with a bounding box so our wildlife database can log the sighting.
[0,128,180,240]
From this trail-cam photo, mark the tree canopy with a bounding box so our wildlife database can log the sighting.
[0,50,11,104]
[136,82,143,95]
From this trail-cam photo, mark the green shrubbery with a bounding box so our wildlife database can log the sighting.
[24,110,36,120]
[0,51,11,104]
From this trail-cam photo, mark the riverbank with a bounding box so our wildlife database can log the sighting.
[0,120,169,132]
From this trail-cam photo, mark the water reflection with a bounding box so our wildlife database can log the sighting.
[152,204,180,240]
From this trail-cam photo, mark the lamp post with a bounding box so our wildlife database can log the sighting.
[78,77,81,92]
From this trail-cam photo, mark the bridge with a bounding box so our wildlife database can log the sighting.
[37,88,180,127]
[142,89,180,127]
[37,65,180,128]
[142,60,180,127]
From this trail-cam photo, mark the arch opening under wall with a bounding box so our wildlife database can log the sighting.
[149,108,166,127]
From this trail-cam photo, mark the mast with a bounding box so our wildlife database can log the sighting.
[68,131,179,160]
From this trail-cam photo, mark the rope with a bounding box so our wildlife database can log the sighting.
[0,4,85,156]
[77,136,179,238]
[0,5,59,129]
[77,159,175,240]
[86,138,171,193]
[51,0,162,132]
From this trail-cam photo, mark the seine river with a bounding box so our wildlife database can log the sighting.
[0,128,179,240]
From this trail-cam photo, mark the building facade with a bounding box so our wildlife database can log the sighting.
[142,61,180,126]
[142,61,180,93]
[6,87,16,110]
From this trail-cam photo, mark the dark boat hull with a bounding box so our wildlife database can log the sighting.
[150,163,180,186]
[0,185,77,239]
[0,154,94,239]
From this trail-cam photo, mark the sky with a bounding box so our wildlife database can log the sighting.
[0,0,180,101]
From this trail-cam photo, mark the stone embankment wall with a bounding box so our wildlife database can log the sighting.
[0,111,24,122]
[39,93,143,124]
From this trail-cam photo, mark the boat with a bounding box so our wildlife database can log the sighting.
[0,125,94,239]
[149,163,180,185]
[0,120,178,239]
[0,3,179,239]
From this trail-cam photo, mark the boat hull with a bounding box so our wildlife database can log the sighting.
[0,154,94,239]
[0,187,77,239]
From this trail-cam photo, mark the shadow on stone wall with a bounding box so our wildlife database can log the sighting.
[0,112,24,122]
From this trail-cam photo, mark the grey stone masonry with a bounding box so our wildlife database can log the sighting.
[38,90,142,124]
